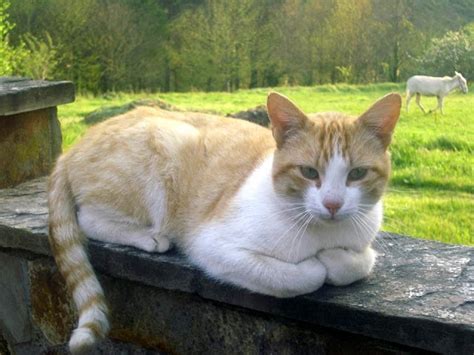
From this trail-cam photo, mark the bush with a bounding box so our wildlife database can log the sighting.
[0,0,21,75]
[420,23,474,79]
[18,32,59,80]
[1,1,59,80]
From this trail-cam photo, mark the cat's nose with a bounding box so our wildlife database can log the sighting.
[323,199,343,216]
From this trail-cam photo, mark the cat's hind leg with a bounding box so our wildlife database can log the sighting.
[77,205,170,253]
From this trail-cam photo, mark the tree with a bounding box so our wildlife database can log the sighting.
[169,0,259,91]
[420,24,474,79]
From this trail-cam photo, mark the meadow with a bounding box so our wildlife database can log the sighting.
[58,84,473,245]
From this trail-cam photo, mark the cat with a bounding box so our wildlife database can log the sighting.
[48,92,401,353]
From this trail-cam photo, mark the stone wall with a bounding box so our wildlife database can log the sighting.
[0,178,473,354]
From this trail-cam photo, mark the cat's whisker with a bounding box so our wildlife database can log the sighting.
[351,214,372,237]
[351,213,388,254]
[381,215,413,231]
[373,235,419,265]
[382,214,408,223]
[351,211,424,267]
[297,214,313,259]
[283,212,310,261]
[257,205,307,221]
[272,207,307,218]
[351,217,385,256]
[385,187,419,194]
[349,218,366,247]
[288,212,312,261]
[269,210,310,255]
[376,233,425,268]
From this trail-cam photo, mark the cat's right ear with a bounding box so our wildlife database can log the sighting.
[267,92,308,148]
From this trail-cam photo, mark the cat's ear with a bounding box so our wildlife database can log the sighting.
[357,93,401,149]
[267,92,308,148]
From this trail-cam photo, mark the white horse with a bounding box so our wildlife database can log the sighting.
[406,72,468,114]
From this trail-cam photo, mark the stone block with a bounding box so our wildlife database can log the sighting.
[0,329,12,355]
[0,108,62,188]
[0,252,31,344]
[28,259,76,345]
[0,77,74,116]
[0,77,74,188]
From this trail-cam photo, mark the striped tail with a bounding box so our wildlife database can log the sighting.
[48,156,109,354]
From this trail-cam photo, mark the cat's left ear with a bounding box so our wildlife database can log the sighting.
[267,92,308,148]
[357,93,401,149]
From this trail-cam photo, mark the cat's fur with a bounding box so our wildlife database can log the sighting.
[48,92,401,353]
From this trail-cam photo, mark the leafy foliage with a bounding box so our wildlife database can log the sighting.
[0,0,23,75]
[420,24,474,78]
[19,32,59,79]
[5,0,474,92]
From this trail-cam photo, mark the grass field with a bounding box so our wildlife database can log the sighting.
[58,83,473,245]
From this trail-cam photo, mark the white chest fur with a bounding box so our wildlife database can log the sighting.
[191,154,381,264]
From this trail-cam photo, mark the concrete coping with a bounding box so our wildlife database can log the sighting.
[0,178,473,354]
[0,77,75,116]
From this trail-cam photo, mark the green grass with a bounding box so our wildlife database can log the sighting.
[58,84,473,246]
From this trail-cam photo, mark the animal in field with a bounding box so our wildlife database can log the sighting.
[406,72,468,114]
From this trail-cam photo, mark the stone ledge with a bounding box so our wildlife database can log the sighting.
[0,178,473,354]
[0,77,75,116]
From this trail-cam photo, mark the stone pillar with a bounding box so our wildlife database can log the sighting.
[0,77,75,188]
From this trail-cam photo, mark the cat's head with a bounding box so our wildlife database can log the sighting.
[267,92,401,223]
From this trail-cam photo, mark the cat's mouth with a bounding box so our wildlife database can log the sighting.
[314,212,351,224]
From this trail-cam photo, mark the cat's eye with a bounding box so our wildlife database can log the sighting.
[299,166,319,180]
[348,167,368,181]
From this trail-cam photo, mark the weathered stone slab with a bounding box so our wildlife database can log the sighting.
[0,108,62,188]
[28,259,76,345]
[0,178,473,354]
[0,77,69,187]
[0,253,31,344]
[102,273,426,354]
[0,77,74,116]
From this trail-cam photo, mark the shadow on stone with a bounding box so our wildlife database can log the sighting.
[0,330,11,355]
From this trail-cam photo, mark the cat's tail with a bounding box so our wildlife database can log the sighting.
[48,156,109,354]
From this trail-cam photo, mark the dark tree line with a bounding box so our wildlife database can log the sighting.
[3,0,473,93]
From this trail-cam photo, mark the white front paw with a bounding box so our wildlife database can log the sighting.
[296,257,327,293]
[317,247,375,286]
[153,236,171,253]
[269,257,327,298]
[133,232,171,253]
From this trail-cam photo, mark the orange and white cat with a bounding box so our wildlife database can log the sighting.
[48,92,401,353]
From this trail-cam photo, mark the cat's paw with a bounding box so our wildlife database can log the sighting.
[280,257,327,297]
[153,236,170,253]
[132,234,159,252]
[300,257,328,289]
[132,233,170,253]
[317,247,375,286]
